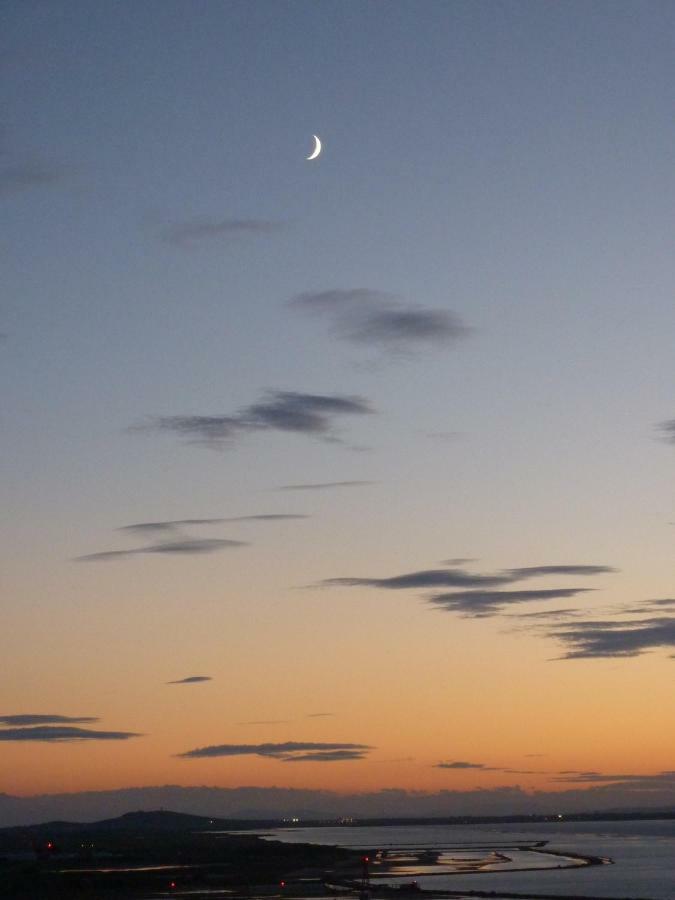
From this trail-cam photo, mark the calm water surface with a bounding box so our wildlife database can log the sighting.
[258,820,675,899]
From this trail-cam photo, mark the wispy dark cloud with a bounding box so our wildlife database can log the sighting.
[508,565,616,579]
[0,726,141,742]
[547,616,675,659]
[136,391,373,449]
[321,561,613,624]
[283,750,367,762]
[554,770,675,785]
[321,567,512,591]
[277,480,375,491]
[291,289,469,355]
[656,419,675,444]
[322,563,613,594]
[306,712,334,718]
[120,515,307,536]
[162,218,283,246]
[0,714,98,726]
[178,741,373,762]
[618,598,675,615]
[430,588,592,618]
[510,608,584,620]
[434,760,544,775]
[167,676,212,685]
[76,537,246,562]
[0,161,66,194]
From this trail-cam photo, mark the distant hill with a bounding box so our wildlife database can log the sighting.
[1,783,674,829]
[0,809,248,837]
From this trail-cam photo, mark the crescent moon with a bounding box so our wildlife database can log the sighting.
[306,134,322,161]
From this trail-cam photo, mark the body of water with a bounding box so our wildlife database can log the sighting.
[257,820,675,899]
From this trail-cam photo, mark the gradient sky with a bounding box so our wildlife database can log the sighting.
[2,1,675,808]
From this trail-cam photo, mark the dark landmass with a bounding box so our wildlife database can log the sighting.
[0,808,664,899]
[0,810,359,898]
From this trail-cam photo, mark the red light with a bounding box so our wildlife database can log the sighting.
[280,881,286,888]
[170,882,176,889]
[47,842,53,850]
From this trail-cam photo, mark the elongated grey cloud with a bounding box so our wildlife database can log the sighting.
[306,712,334,718]
[434,760,544,775]
[291,289,469,354]
[323,568,512,590]
[0,714,98,727]
[548,616,675,659]
[167,676,212,685]
[120,519,229,535]
[282,750,367,762]
[509,607,584,622]
[554,770,675,784]
[230,513,309,520]
[0,726,141,742]
[321,561,613,626]
[178,741,373,762]
[0,162,65,194]
[656,419,675,443]
[76,537,246,562]
[120,515,307,536]
[619,598,675,615]
[277,480,374,491]
[137,391,373,448]
[430,588,592,618]
[508,565,616,579]
[163,218,283,246]
[322,563,613,593]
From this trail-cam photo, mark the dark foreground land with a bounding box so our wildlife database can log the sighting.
[0,810,359,898]
[0,810,656,900]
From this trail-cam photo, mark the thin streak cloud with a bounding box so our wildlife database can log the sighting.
[76,538,247,562]
[277,481,375,491]
[0,714,98,726]
[167,676,213,685]
[0,726,141,742]
[120,515,308,536]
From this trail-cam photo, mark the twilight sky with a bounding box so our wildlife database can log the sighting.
[2,1,675,814]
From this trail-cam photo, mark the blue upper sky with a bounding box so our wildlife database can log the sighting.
[2,1,675,802]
